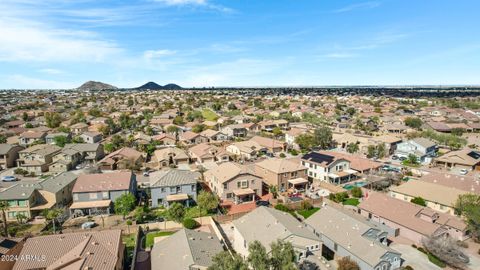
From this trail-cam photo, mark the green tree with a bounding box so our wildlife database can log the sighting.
[88,108,102,117]
[404,117,423,130]
[173,116,184,126]
[208,251,248,270]
[114,193,136,220]
[351,187,363,198]
[16,213,27,224]
[272,127,283,137]
[0,201,9,236]
[197,191,219,213]
[346,143,359,153]
[367,145,376,158]
[166,202,185,223]
[22,112,29,121]
[313,126,333,150]
[270,240,296,270]
[295,133,315,150]
[45,112,62,128]
[53,135,70,147]
[43,208,63,234]
[407,154,419,165]
[166,125,180,135]
[451,128,465,136]
[71,136,85,143]
[0,135,7,144]
[411,196,426,206]
[192,124,206,133]
[455,194,480,241]
[247,241,269,270]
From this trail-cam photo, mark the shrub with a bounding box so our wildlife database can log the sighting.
[279,153,286,158]
[274,204,292,213]
[403,266,414,270]
[351,187,363,198]
[411,197,427,207]
[183,218,199,229]
[300,200,313,211]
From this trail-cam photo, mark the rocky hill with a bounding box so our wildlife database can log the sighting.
[77,81,118,91]
[135,82,182,90]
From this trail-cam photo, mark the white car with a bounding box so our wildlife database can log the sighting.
[459,169,468,175]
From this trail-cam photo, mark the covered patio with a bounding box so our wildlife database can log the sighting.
[70,200,112,216]
[233,188,256,205]
[288,177,309,193]
[328,169,359,185]
[166,193,191,207]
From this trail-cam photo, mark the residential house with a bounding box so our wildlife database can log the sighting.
[13,230,124,270]
[285,127,307,148]
[150,170,200,207]
[221,124,248,138]
[63,143,105,164]
[254,158,308,192]
[250,136,286,153]
[0,237,25,270]
[200,129,229,142]
[152,133,177,146]
[70,122,89,135]
[226,140,265,160]
[151,229,224,270]
[80,131,103,143]
[305,205,402,270]
[258,119,289,132]
[205,162,262,204]
[0,144,23,169]
[152,147,189,168]
[70,171,137,216]
[49,148,83,172]
[16,144,61,173]
[45,132,71,144]
[19,131,46,146]
[232,206,320,260]
[389,180,468,215]
[301,151,358,184]
[358,192,469,244]
[188,143,229,164]
[98,147,144,170]
[395,138,437,163]
[434,148,480,171]
[0,172,77,221]
[179,131,209,146]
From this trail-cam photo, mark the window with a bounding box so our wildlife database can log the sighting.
[334,243,338,251]
[170,187,176,192]
[191,184,196,191]
[161,188,165,192]
[73,194,78,201]
[226,193,232,199]
[89,193,98,199]
[251,180,255,184]
[7,211,16,218]
[223,183,228,189]
[102,192,109,199]
[18,200,27,207]
[7,200,17,207]
[237,182,241,188]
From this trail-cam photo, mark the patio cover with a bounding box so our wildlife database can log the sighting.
[166,193,189,201]
[233,188,255,196]
[70,200,111,209]
[288,178,309,185]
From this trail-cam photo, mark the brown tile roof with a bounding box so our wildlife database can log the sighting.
[13,230,122,270]
[72,171,134,193]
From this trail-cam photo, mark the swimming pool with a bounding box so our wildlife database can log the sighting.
[343,181,367,190]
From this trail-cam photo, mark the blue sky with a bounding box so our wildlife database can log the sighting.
[1,0,479,88]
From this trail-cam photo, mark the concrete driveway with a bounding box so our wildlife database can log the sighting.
[391,243,441,270]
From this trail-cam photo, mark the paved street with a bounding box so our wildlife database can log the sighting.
[391,243,441,270]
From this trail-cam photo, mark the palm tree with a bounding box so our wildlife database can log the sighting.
[43,208,63,234]
[0,201,9,237]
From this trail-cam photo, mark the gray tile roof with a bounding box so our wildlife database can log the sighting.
[64,143,101,152]
[0,144,17,155]
[39,172,77,193]
[151,229,224,270]
[150,169,200,188]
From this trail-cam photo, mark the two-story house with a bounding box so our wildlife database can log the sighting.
[188,143,229,164]
[0,172,77,221]
[205,162,262,204]
[70,171,137,216]
[179,131,209,146]
[395,138,437,163]
[200,129,229,142]
[49,148,83,172]
[16,144,62,174]
[301,151,358,185]
[70,122,89,135]
[80,131,103,143]
[45,132,71,144]
[18,131,46,146]
[221,124,248,138]
[149,170,200,208]
[63,143,105,164]
[0,144,23,169]
[254,158,308,192]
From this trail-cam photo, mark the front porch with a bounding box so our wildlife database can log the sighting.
[328,169,359,185]
[233,188,256,205]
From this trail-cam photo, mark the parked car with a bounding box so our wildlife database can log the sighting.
[255,200,270,207]
[459,169,468,175]
[1,175,17,182]
[391,155,399,160]
[81,221,96,229]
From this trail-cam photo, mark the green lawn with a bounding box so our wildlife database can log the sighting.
[297,208,320,219]
[122,233,137,249]
[342,198,360,206]
[202,109,219,121]
[184,206,208,219]
[145,231,175,248]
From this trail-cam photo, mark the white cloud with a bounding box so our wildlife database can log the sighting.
[154,0,207,5]
[334,1,381,13]
[143,49,177,60]
[5,74,77,89]
[0,17,122,62]
[38,68,64,75]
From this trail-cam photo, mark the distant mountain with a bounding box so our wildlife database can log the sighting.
[77,81,117,91]
[136,82,163,90]
[135,82,182,90]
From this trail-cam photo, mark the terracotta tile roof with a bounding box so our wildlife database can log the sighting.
[72,171,134,193]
